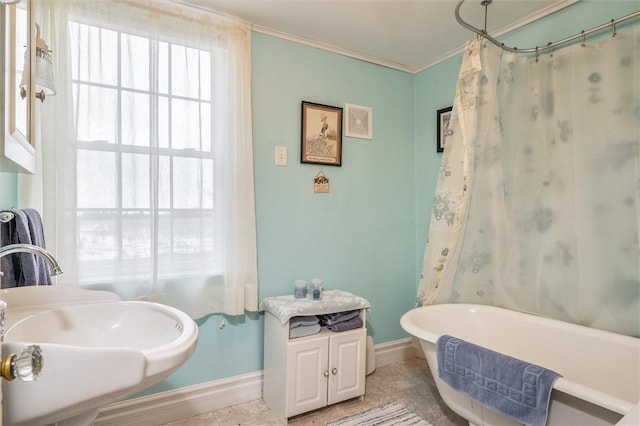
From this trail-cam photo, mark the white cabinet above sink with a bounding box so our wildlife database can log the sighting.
[1,0,36,174]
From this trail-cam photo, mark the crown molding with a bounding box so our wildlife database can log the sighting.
[251,24,415,74]
[254,0,582,75]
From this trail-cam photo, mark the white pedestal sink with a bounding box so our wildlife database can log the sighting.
[0,286,198,426]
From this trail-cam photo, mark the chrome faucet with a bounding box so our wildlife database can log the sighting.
[0,243,63,276]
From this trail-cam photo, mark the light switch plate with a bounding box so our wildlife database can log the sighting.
[275,146,287,166]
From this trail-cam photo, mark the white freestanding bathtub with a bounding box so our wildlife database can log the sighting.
[400,304,640,426]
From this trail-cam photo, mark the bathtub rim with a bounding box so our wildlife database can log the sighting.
[400,303,640,416]
[400,303,639,347]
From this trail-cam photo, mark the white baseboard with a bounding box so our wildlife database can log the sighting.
[411,336,426,359]
[94,337,416,425]
[373,337,416,368]
[94,371,263,426]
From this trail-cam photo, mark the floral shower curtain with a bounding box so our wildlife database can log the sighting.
[417,25,639,337]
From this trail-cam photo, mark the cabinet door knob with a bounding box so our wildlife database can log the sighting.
[324,370,329,377]
[331,368,338,375]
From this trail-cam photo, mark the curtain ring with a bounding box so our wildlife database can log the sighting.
[535,46,539,63]
[548,43,554,59]
[581,30,586,47]
[476,33,488,48]
[611,19,617,38]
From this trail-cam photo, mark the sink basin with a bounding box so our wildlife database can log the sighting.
[0,286,122,328]
[1,287,198,426]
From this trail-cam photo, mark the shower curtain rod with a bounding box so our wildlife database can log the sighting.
[455,0,640,54]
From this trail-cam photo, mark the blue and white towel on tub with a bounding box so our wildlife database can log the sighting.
[437,335,561,426]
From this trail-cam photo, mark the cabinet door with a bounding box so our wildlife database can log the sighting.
[327,328,366,405]
[1,0,36,174]
[286,335,328,417]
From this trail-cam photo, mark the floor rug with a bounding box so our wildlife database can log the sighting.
[325,401,434,426]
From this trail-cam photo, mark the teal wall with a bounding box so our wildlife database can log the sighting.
[0,174,17,208]
[2,0,637,397]
[251,35,417,341]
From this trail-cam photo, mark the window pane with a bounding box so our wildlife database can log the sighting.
[157,211,171,255]
[201,102,211,152]
[77,150,117,208]
[202,214,214,253]
[122,153,149,208]
[203,159,213,209]
[159,41,169,95]
[70,23,118,86]
[159,96,169,149]
[122,211,151,258]
[77,211,118,261]
[121,33,149,91]
[173,157,201,208]
[159,155,171,209]
[70,18,226,283]
[171,44,200,99]
[74,84,118,143]
[173,214,204,254]
[121,91,150,146]
[172,98,202,150]
[200,50,211,101]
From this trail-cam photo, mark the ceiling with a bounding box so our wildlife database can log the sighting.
[177,0,580,73]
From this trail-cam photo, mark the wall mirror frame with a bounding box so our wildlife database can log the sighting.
[1,0,36,174]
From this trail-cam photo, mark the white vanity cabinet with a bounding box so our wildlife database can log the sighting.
[263,309,367,422]
[1,0,36,174]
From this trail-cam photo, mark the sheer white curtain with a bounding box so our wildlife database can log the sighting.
[37,0,257,318]
[417,25,640,337]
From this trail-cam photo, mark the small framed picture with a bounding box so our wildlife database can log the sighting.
[437,106,453,153]
[301,101,343,166]
[344,103,373,140]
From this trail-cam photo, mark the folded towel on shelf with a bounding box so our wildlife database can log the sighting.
[437,335,560,426]
[318,309,360,326]
[290,316,319,329]
[327,316,363,332]
[289,323,321,339]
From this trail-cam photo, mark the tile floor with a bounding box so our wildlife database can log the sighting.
[161,358,467,426]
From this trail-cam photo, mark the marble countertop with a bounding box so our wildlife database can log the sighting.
[260,289,371,324]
